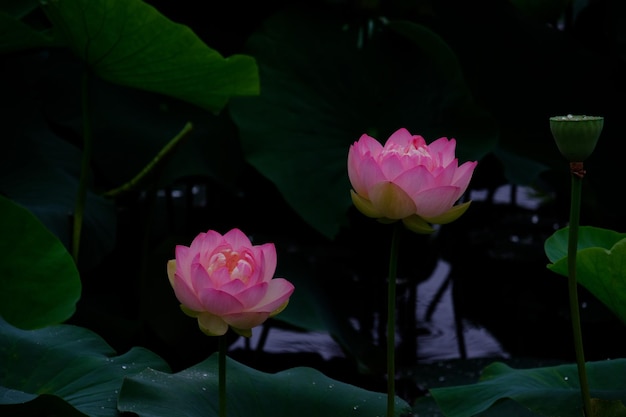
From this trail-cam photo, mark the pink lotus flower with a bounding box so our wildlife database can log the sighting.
[167,228,295,337]
[348,128,477,233]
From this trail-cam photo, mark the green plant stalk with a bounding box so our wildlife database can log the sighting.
[103,121,194,198]
[219,334,227,417]
[568,166,592,416]
[386,222,401,417]
[73,70,93,263]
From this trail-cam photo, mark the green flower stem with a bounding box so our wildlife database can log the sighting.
[73,70,93,263]
[567,162,592,417]
[103,121,194,198]
[386,222,401,417]
[219,334,227,417]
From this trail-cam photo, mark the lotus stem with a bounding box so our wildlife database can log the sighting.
[386,222,401,417]
[219,334,227,417]
[73,69,93,263]
[103,121,194,198]
[568,161,591,416]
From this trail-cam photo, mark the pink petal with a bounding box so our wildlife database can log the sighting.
[190,262,215,292]
[258,243,277,283]
[220,278,295,330]
[223,228,253,250]
[357,157,387,193]
[378,153,407,180]
[193,231,229,271]
[348,153,372,196]
[233,253,254,279]
[385,128,417,147]
[223,311,271,330]
[348,136,384,195]
[207,266,234,287]
[431,160,457,185]
[393,165,435,196]
[190,231,218,255]
[174,245,193,279]
[428,137,457,166]
[412,186,461,218]
[229,282,268,308]
[171,271,204,312]
[187,232,206,253]
[347,146,364,193]
[355,134,384,157]
[236,248,262,286]
[452,161,478,196]
[219,277,247,294]
[198,288,244,315]
[246,278,295,313]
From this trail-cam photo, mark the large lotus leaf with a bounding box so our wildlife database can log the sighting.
[411,358,568,417]
[39,0,259,114]
[118,352,411,417]
[230,6,496,239]
[544,226,626,263]
[430,359,626,417]
[545,226,626,325]
[0,195,80,329]
[0,316,170,417]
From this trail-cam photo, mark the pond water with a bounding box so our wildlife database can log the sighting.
[149,180,625,404]
[230,258,509,363]
[225,180,626,400]
[230,184,540,364]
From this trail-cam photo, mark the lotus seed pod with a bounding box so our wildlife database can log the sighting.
[549,114,603,162]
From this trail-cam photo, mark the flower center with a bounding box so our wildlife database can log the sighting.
[207,249,252,282]
[383,138,434,168]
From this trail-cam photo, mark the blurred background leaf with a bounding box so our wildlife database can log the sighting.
[230,6,496,239]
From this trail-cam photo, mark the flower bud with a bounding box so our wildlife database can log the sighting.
[549,115,603,162]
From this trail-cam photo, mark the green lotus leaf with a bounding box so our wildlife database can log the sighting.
[545,226,626,325]
[0,316,170,417]
[0,195,80,329]
[430,359,626,417]
[41,0,259,113]
[118,352,411,417]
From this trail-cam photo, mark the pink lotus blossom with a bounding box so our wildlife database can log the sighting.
[167,228,295,337]
[348,128,477,233]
